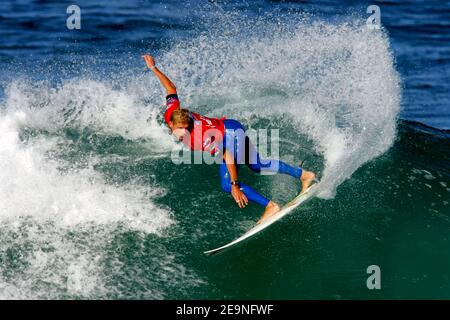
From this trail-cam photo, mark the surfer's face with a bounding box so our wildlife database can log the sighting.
[170,122,189,141]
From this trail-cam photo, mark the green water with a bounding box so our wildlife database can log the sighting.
[84,121,450,299]
[2,107,449,299]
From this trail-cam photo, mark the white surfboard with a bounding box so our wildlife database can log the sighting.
[204,183,319,255]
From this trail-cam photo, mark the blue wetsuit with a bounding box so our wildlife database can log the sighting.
[220,119,303,207]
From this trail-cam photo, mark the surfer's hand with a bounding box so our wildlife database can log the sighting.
[142,55,155,69]
[231,185,249,208]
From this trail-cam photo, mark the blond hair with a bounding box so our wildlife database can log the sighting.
[171,108,190,125]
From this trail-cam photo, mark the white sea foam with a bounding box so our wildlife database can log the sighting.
[0,111,177,298]
[160,16,401,198]
[3,78,175,152]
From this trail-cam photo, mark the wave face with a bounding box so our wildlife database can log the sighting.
[0,77,207,298]
[2,4,448,300]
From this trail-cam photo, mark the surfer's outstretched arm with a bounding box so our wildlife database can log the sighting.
[142,55,177,96]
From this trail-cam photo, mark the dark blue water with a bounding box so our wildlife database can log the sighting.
[0,0,449,129]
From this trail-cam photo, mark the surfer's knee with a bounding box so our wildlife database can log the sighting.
[246,163,261,173]
[247,159,274,173]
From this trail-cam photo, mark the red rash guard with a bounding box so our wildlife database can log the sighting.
[164,94,226,156]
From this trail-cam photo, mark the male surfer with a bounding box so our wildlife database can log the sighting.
[142,55,315,223]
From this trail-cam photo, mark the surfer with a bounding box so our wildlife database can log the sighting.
[143,55,316,223]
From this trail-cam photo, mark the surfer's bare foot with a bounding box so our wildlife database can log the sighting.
[300,171,316,194]
[257,201,281,224]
